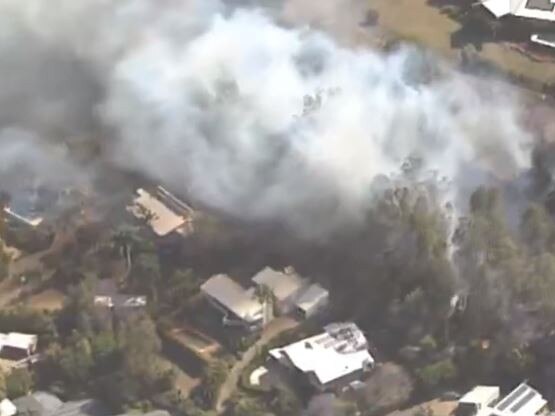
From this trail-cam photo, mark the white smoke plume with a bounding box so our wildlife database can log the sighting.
[0,0,534,238]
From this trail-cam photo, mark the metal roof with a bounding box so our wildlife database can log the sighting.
[201,274,263,323]
[269,322,374,385]
[128,188,188,236]
[295,284,329,312]
[252,267,306,301]
[493,383,547,416]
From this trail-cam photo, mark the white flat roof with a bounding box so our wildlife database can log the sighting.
[459,386,500,406]
[494,383,547,416]
[201,274,263,323]
[128,188,186,236]
[0,333,37,351]
[482,0,512,16]
[252,267,306,301]
[295,284,329,312]
[269,322,373,385]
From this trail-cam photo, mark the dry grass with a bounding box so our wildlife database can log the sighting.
[24,288,65,312]
[369,0,555,85]
[388,399,458,416]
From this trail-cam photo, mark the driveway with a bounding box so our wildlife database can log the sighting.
[215,316,299,413]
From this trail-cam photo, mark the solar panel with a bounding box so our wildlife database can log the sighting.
[496,385,529,411]
[510,391,537,413]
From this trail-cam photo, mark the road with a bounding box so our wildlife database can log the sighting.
[215,317,299,413]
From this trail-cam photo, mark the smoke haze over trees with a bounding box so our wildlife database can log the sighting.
[0,0,534,239]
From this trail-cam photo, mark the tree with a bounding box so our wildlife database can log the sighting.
[197,360,228,408]
[121,315,162,382]
[230,395,266,416]
[90,330,120,374]
[6,368,33,398]
[520,204,553,254]
[58,276,97,336]
[416,358,457,389]
[130,252,161,300]
[254,283,275,323]
[57,332,94,385]
[162,269,200,308]
[271,387,301,416]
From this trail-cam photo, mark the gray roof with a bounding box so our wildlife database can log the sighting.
[13,394,109,416]
[252,267,306,301]
[201,274,263,322]
[51,399,109,416]
[116,412,170,416]
[295,284,329,312]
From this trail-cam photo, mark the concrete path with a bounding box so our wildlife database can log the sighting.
[215,317,299,413]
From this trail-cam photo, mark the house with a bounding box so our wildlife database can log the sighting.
[12,392,168,416]
[456,382,548,416]
[201,274,265,331]
[294,283,329,318]
[13,392,111,416]
[269,322,374,392]
[456,386,500,416]
[481,0,555,21]
[0,333,37,360]
[252,267,307,314]
[127,186,194,237]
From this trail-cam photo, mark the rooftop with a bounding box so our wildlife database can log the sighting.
[269,322,374,385]
[459,385,500,406]
[295,283,329,312]
[0,333,37,351]
[252,267,306,301]
[128,187,192,237]
[482,0,555,20]
[493,383,547,416]
[13,393,110,416]
[201,274,263,323]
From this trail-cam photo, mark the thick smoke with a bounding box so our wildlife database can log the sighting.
[0,0,533,238]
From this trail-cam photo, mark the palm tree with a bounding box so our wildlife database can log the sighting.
[110,225,143,276]
[254,284,275,325]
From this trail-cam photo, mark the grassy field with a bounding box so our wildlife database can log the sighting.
[369,0,555,85]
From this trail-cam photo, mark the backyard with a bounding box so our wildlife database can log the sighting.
[368,0,555,86]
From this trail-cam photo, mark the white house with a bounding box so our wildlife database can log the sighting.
[481,0,555,21]
[269,322,374,392]
[201,274,265,331]
[0,332,38,359]
[252,267,307,314]
[457,386,500,416]
[294,283,329,318]
[128,186,194,237]
[456,383,548,416]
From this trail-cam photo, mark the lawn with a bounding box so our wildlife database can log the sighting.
[368,0,555,85]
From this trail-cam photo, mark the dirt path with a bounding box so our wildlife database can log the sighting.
[215,317,299,413]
